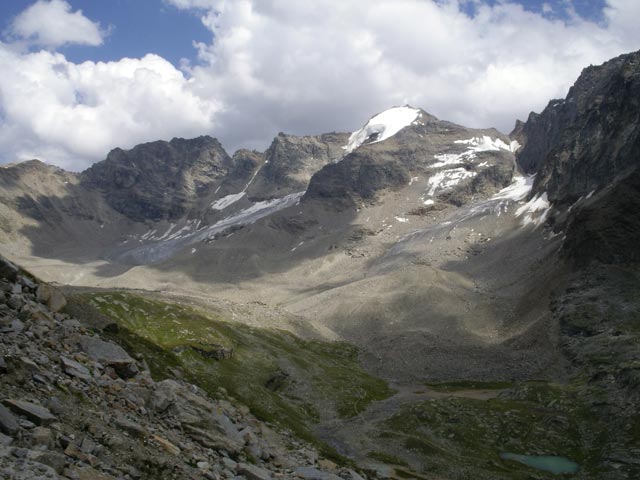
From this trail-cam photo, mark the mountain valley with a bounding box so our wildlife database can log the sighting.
[1,50,639,480]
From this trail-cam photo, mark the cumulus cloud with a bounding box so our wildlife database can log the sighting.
[7,0,105,48]
[1,0,640,170]
[0,47,219,170]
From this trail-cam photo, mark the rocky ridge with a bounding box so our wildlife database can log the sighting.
[0,255,369,480]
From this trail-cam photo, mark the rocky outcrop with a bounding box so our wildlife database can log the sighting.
[245,132,349,200]
[513,49,640,266]
[515,49,640,206]
[82,136,233,221]
[305,151,411,209]
[562,168,640,266]
[305,110,514,210]
[0,257,371,480]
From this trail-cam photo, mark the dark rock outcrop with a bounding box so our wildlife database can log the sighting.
[83,136,232,221]
[245,132,349,200]
[515,49,640,206]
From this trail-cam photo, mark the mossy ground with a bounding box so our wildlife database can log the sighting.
[71,291,393,459]
[372,381,610,479]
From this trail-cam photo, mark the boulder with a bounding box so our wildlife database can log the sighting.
[36,284,67,313]
[294,466,345,480]
[64,466,117,480]
[0,432,12,446]
[60,356,92,381]
[114,417,148,439]
[77,335,138,379]
[3,399,56,426]
[150,380,243,453]
[0,256,19,282]
[0,404,19,435]
[151,434,180,455]
[237,462,272,480]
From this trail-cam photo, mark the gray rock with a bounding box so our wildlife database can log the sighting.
[294,467,344,480]
[236,462,272,480]
[342,469,366,480]
[36,451,67,474]
[8,294,26,311]
[29,427,52,447]
[60,356,92,381]
[150,380,243,453]
[79,436,97,454]
[0,404,19,435]
[17,275,36,290]
[0,432,12,445]
[3,399,56,426]
[0,256,19,282]
[114,417,148,439]
[222,456,238,470]
[45,397,64,416]
[35,284,67,313]
[64,466,117,479]
[77,335,138,379]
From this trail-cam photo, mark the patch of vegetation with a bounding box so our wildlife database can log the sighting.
[71,291,393,461]
[375,381,607,479]
[366,451,409,467]
[424,380,513,392]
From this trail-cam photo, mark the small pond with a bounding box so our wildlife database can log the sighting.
[500,452,580,475]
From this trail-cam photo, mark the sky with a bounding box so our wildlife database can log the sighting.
[0,0,638,171]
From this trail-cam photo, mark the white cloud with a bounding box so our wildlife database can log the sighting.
[1,0,640,171]
[8,0,105,48]
[0,47,219,170]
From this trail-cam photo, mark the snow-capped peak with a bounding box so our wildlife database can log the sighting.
[343,106,421,154]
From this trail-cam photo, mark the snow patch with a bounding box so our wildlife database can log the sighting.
[492,175,534,202]
[454,135,511,152]
[426,168,476,196]
[395,216,409,223]
[516,191,551,227]
[210,192,246,210]
[344,106,420,153]
[432,135,512,168]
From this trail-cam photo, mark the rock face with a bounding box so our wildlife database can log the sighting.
[246,133,348,200]
[82,136,233,221]
[516,50,640,206]
[515,49,640,266]
[305,109,514,210]
[509,50,640,479]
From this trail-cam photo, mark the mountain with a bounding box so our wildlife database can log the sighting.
[1,50,639,479]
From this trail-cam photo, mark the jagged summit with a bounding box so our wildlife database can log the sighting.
[343,105,424,153]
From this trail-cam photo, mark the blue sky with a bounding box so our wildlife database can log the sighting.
[0,0,211,66]
[0,0,637,170]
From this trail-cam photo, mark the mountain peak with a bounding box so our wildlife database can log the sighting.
[343,105,439,154]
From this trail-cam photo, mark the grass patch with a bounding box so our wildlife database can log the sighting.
[376,381,607,479]
[366,451,409,467]
[71,291,393,461]
[425,380,513,392]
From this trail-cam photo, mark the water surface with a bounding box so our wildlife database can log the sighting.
[500,452,579,474]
